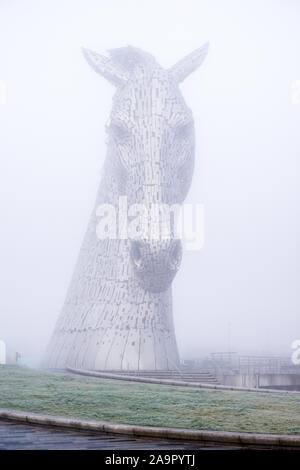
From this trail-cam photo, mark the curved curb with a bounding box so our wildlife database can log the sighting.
[0,408,300,448]
[67,367,300,394]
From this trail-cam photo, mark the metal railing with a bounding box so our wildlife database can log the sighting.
[180,353,300,376]
[238,355,300,375]
[206,352,300,375]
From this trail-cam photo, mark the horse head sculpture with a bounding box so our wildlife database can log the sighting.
[45,44,208,370]
[83,44,208,293]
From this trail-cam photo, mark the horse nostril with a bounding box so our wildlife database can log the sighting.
[131,241,143,269]
[170,241,182,270]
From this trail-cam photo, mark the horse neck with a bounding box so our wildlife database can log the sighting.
[87,147,172,309]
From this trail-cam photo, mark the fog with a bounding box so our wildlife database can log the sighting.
[0,0,299,366]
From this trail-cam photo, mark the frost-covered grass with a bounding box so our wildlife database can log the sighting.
[0,365,299,435]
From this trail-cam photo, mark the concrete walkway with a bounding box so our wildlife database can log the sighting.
[1,419,235,450]
[67,366,300,394]
[1,408,300,449]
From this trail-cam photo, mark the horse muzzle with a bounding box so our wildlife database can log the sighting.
[130,238,182,292]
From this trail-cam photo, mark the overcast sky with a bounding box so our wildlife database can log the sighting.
[0,0,299,365]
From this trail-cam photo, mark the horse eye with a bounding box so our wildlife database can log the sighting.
[109,122,130,142]
[174,122,193,139]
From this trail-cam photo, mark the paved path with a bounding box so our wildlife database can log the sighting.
[67,367,300,394]
[0,420,244,450]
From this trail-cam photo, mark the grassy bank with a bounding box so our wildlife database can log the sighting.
[0,365,299,435]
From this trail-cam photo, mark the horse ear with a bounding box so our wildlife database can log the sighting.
[169,43,209,84]
[82,48,129,87]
